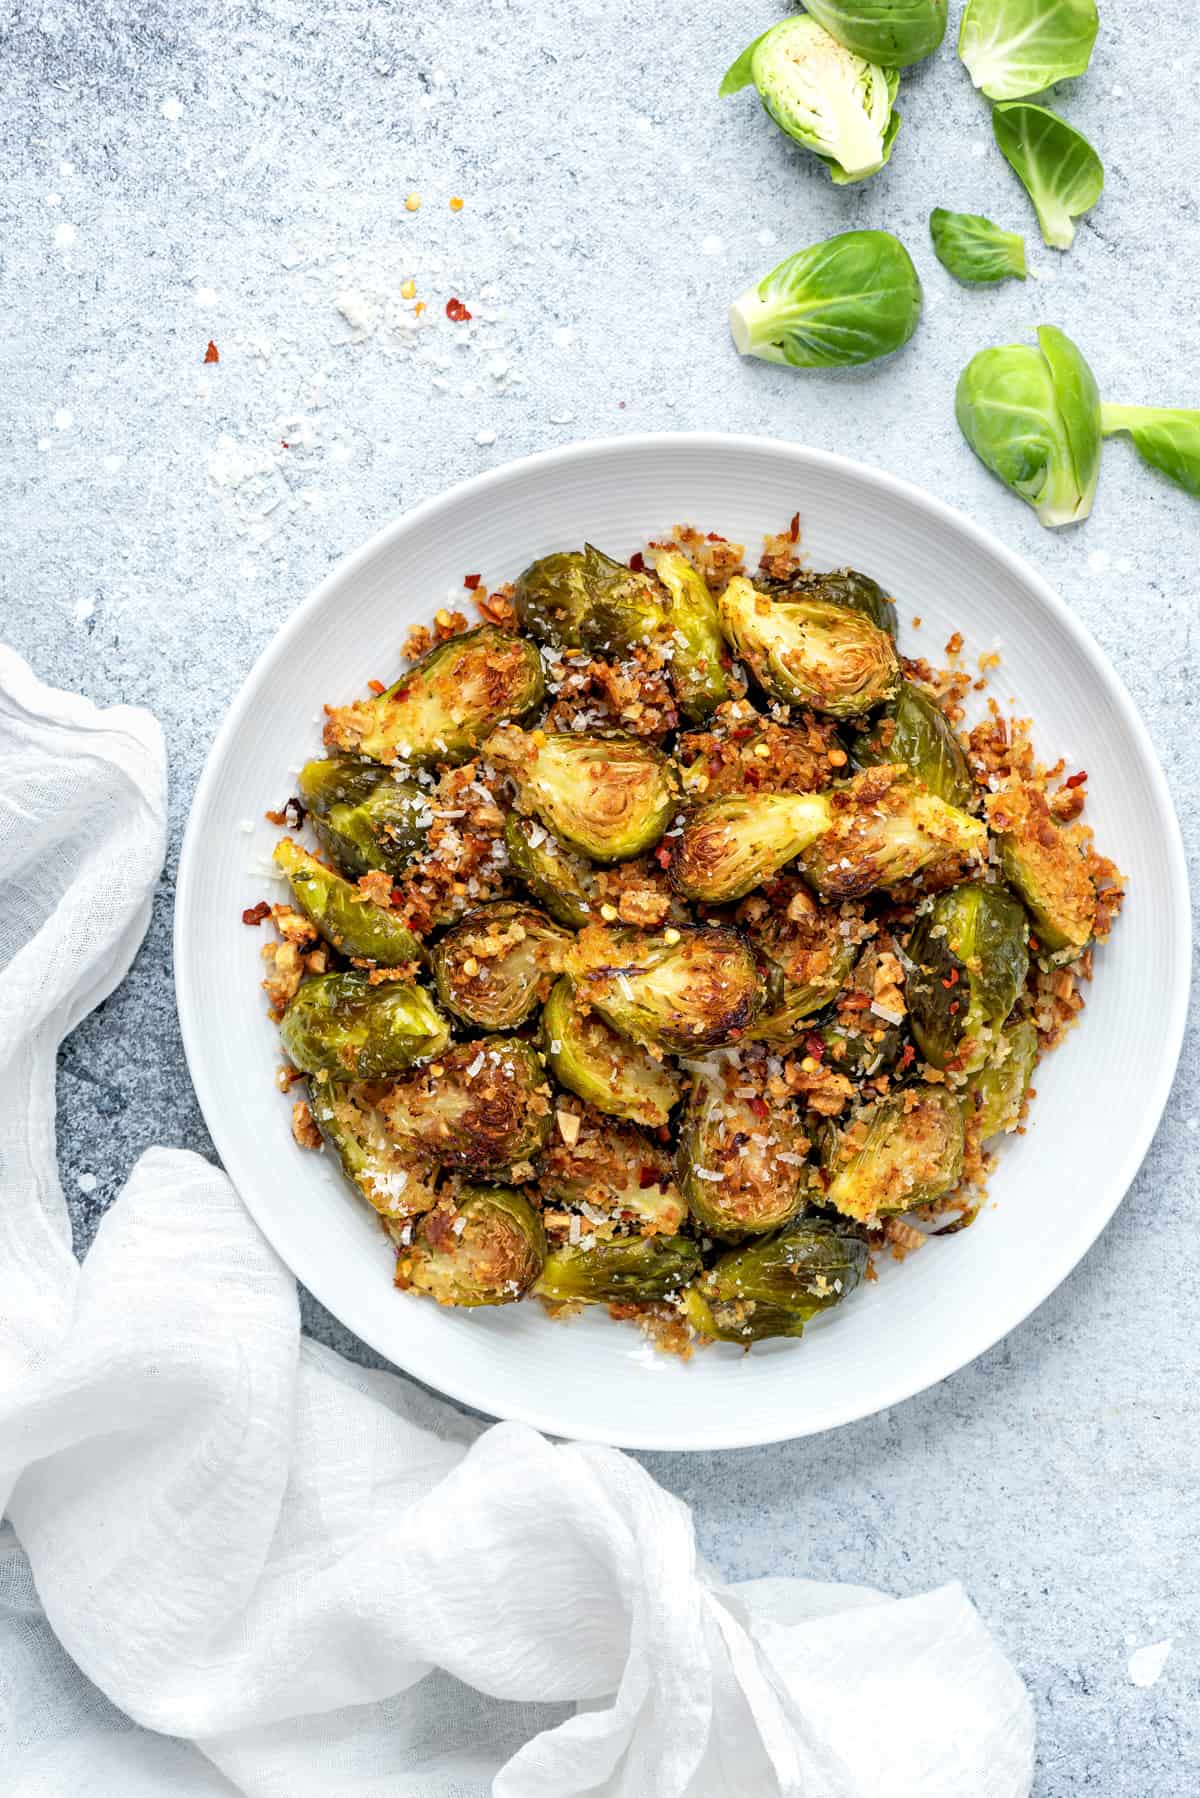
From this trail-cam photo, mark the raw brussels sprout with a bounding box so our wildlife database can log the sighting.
[718,575,900,717]
[513,544,666,652]
[380,1037,552,1176]
[962,1016,1039,1141]
[297,760,427,878]
[743,882,862,1047]
[929,209,1027,286]
[684,1216,868,1344]
[728,231,922,370]
[542,976,682,1128]
[650,549,731,721]
[959,0,1097,101]
[906,883,1030,1072]
[721,16,901,186]
[490,727,679,863]
[273,838,426,966]
[308,1079,440,1219]
[432,902,570,1030]
[566,923,763,1054]
[538,1109,687,1236]
[323,627,544,767]
[394,1184,546,1307]
[818,1012,905,1079]
[799,770,987,900]
[670,791,833,904]
[536,1234,702,1306]
[804,0,947,65]
[992,103,1103,250]
[678,1071,812,1237]
[757,566,898,637]
[852,681,974,808]
[279,973,450,1078]
[956,326,1102,527]
[987,781,1096,958]
[822,1085,965,1220]
[503,815,597,928]
[1101,406,1200,502]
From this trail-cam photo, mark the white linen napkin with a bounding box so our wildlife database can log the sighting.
[0,643,1036,1797]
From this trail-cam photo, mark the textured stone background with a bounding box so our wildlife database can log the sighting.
[2,1,1197,1789]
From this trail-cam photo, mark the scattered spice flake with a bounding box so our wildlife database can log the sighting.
[449,196,464,211]
[944,630,964,658]
[463,572,481,589]
[405,192,421,212]
[1065,770,1088,789]
[204,340,220,364]
[400,278,416,300]
[367,678,386,695]
[265,796,306,829]
[629,551,646,572]
[242,901,272,926]
[788,511,800,542]
[445,297,472,322]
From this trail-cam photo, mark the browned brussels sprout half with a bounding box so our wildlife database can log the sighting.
[799,768,986,900]
[852,682,974,808]
[743,882,862,1046]
[684,1216,868,1344]
[818,1013,905,1079]
[987,781,1096,959]
[513,544,667,652]
[963,1017,1039,1142]
[432,901,570,1030]
[718,575,900,717]
[279,972,450,1078]
[757,566,898,637]
[671,790,832,903]
[490,726,679,862]
[503,814,596,928]
[907,883,1029,1071]
[822,1085,964,1220]
[273,838,426,967]
[395,1184,546,1307]
[566,923,763,1054]
[538,1104,687,1234]
[380,1036,552,1176]
[308,1079,440,1219]
[536,1234,702,1305]
[651,549,731,721]
[323,626,544,767]
[542,976,681,1127]
[297,760,428,878]
[677,1069,811,1237]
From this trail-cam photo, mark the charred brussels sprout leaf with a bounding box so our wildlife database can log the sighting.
[823,1085,965,1220]
[959,0,1097,102]
[929,209,1027,285]
[800,769,987,900]
[503,815,597,927]
[992,103,1103,250]
[323,627,544,767]
[685,1216,868,1343]
[987,781,1096,957]
[956,326,1102,527]
[743,882,862,1047]
[963,1016,1039,1141]
[719,575,900,717]
[1100,406,1200,502]
[757,566,898,637]
[542,976,681,1128]
[395,1185,546,1307]
[279,973,450,1078]
[907,883,1029,1071]
[651,549,731,721]
[538,1105,687,1235]
[297,760,427,878]
[309,1080,439,1219]
[729,231,922,370]
[536,1234,702,1305]
[273,838,425,966]
[513,544,666,652]
[567,923,763,1054]
[490,726,679,863]
[432,901,570,1030]
[671,791,833,905]
[804,0,947,65]
[678,1071,812,1237]
[852,681,974,808]
[380,1037,552,1176]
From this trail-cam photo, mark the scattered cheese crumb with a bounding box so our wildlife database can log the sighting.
[1127,1640,1173,1688]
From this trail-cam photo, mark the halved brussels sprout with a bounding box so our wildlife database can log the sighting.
[852,682,974,808]
[394,1184,546,1307]
[743,883,862,1047]
[822,1085,965,1220]
[490,727,679,863]
[503,815,596,928]
[308,1079,440,1218]
[536,1234,702,1306]
[818,1012,906,1079]
[670,791,833,903]
[297,760,428,878]
[432,902,570,1030]
[542,976,681,1127]
[513,544,666,652]
[684,1216,868,1343]
[380,1037,552,1177]
[538,1107,687,1236]
[323,627,544,767]
[279,973,450,1078]
[987,781,1096,959]
[273,838,426,966]
[677,1070,811,1237]
[566,923,763,1054]
[719,575,900,717]
[650,549,731,722]
[963,1016,1039,1142]
[756,566,898,637]
[907,883,1029,1072]
[799,769,987,900]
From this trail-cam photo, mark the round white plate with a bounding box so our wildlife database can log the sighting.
[175,434,1190,1451]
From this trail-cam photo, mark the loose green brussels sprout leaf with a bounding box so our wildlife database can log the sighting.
[1101,406,1200,502]
[799,768,987,900]
[906,882,1029,1072]
[962,1016,1039,1141]
[803,0,947,65]
[818,1012,905,1079]
[395,1184,546,1307]
[986,781,1096,957]
[685,1216,868,1344]
[297,760,427,878]
[678,1069,812,1237]
[721,16,900,185]
[756,566,898,637]
[852,681,974,808]
[650,549,731,722]
[742,882,863,1047]
[273,838,426,967]
[432,902,570,1030]
[959,0,1097,101]
[489,727,679,863]
[380,1037,553,1176]
[670,791,834,904]
[538,1107,687,1236]
[929,209,1027,285]
[536,1234,702,1306]
[323,627,544,767]
[513,544,667,652]
[503,815,597,928]
[308,1079,440,1219]
[729,230,922,370]
[719,575,900,717]
[956,325,1101,527]
[566,923,763,1054]
[542,976,681,1127]
[823,1085,965,1220]
[279,973,450,1078]
[992,103,1103,250]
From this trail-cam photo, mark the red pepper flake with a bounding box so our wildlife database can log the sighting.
[705,532,727,543]
[949,1000,960,1016]
[204,340,220,364]
[654,845,672,869]
[463,572,482,590]
[280,440,290,449]
[748,1096,769,1120]
[367,679,386,695]
[804,1033,825,1062]
[638,1165,659,1189]
[1028,934,1040,952]
[390,886,406,907]
[788,512,800,543]
[629,551,646,573]
[941,968,961,989]
[242,901,271,926]
[445,297,472,322]
[1065,770,1088,789]
[898,1042,916,1071]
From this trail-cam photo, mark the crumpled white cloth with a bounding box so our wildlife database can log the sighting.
[0,644,1035,1797]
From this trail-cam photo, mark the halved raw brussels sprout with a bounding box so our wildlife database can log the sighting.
[719,575,900,717]
[962,1016,1039,1141]
[677,1070,811,1238]
[380,1036,552,1176]
[308,1079,440,1218]
[650,548,731,722]
[852,682,974,808]
[536,1234,702,1305]
[743,883,862,1047]
[394,1184,546,1307]
[297,760,427,878]
[756,566,898,637]
[273,838,425,966]
[684,1216,868,1344]
[907,882,1029,1071]
[538,1107,687,1236]
[490,727,679,863]
[513,544,666,652]
[671,791,833,904]
[503,815,596,928]
[432,901,570,1030]
[279,973,450,1078]
[822,1085,965,1220]
[542,976,681,1127]
[799,769,987,900]
[987,781,1096,958]
[566,923,763,1054]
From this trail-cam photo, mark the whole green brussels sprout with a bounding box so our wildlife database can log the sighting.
[536,1233,702,1306]
[906,882,1029,1072]
[489,726,679,863]
[670,791,833,904]
[851,681,974,808]
[432,901,570,1031]
[799,768,987,900]
[822,1085,965,1221]
[718,575,900,717]
[677,1070,812,1238]
[566,923,763,1054]
[513,544,667,652]
[394,1184,546,1307]
[273,838,425,966]
[962,1017,1039,1142]
[542,976,682,1128]
[986,780,1096,959]
[297,759,428,878]
[650,548,731,721]
[308,1079,440,1219]
[503,814,597,928]
[380,1037,552,1177]
[279,973,450,1078]
[684,1216,869,1344]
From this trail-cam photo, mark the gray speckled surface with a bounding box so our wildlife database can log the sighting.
[3,2,1197,1790]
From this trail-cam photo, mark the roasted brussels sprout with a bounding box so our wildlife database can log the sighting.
[799,769,987,900]
[963,1016,1039,1141]
[323,627,544,767]
[308,1079,440,1218]
[677,1069,811,1237]
[503,814,596,928]
[817,1012,905,1079]
[538,1108,687,1236]
[536,1234,702,1306]
[671,791,833,904]
[650,549,731,722]
[432,902,570,1030]
[719,575,900,717]
[822,1085,965,1221]
[684,1216,868,1343]
[297,760,427,878]
[380,1037,552,1176]
[742,882,862,1047]
[852,682,974,808]
[987,782,1096,959]
[542,976,681,1127]
[907,883,1029,1072]
[756,566,898,637]
[513,544,666,652]
[394,1184,546,1307]
[273,838,426,966]
[279,973,450,1078]
[677,719,833,801]
[489,727,679,863]
[566,924,763,1054]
